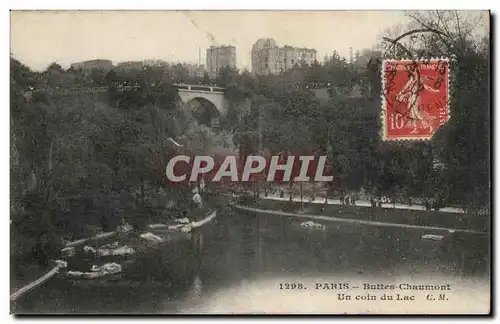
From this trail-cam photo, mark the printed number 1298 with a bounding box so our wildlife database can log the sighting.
[279,283,305,290]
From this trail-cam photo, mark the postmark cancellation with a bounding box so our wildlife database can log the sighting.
[381,58,451,141]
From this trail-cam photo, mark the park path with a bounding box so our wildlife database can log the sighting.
[233,204,486,235]
[260,194,464,214]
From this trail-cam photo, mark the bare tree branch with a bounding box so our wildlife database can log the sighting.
[405,12,456,55]
[455,10,462,41]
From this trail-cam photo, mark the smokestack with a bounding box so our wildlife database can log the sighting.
[198,47,201,68]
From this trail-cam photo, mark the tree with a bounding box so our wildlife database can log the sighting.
[10,56,222,264]
[202,71,210,85]
[400,10,490,209]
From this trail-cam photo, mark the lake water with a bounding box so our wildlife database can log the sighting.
[12,208,490,314]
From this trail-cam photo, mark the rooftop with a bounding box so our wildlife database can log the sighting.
[208,45,236,49]
[71,59,113,64]
[253,38,316,52]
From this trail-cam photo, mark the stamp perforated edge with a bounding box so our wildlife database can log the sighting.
[380,57,451,142]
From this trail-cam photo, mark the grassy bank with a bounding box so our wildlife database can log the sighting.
[240,197,489,233]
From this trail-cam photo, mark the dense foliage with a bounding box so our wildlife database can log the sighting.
[10,11,489,267]
[10,60,236,266]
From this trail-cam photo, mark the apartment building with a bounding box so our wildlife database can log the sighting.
[206,45,237,73]
[70,59,114,72]
[251,38,317,75]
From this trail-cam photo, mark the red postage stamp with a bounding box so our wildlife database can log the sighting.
[381,59,450,141]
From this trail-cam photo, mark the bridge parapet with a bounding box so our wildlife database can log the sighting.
[174,83,225,93]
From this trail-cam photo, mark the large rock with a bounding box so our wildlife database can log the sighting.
[67,271,84,277]
[83,246,97,254]
[68,263,123,279]
[98,262,122,274]
[174,218,190,224]
[54,260,68,268]
[180,225,192,233]
[110,246,134,256]
[301,221,315,228]
[61,246,76,257]
[421,234,444,241]
[140,232,165,243]
[300,221,326,230]
[167,223,192,233]
[97,248,111,256]
[97,245,135,256]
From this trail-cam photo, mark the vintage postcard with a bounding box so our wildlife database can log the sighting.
[10,10,491,315]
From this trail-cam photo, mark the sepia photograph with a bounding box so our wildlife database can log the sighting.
[9,9,491,315]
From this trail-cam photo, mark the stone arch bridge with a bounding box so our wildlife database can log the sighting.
[174,84,229,126]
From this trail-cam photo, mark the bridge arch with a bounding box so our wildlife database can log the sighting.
[175,84,228,117]
[185,97,220,127]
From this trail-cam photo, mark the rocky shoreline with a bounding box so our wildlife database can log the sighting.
[11,209,219,302]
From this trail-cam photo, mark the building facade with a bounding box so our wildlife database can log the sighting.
[70,59,114,72]
[251,38,317,75]
[206,45,237,73]
[115,61,145,72]
[142,59,169,68]
[186,64,206,78]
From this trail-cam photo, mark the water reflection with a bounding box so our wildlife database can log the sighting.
[187,231,204,302]
[13,209,489,314]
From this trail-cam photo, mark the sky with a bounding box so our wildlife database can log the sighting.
[8,11,451,71]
